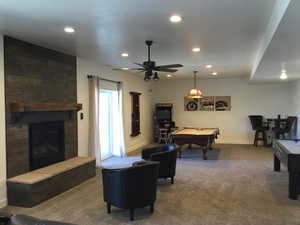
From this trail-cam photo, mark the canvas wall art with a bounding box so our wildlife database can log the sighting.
[184,96,231,111]
[184,97,199,111]
[215,96,231,111]
[199,96,215,111]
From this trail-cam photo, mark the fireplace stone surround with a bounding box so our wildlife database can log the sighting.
[4,36,79,178]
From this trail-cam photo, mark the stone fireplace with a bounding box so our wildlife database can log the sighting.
[4,36,80,178]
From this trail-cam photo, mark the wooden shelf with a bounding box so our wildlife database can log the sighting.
[10,102,83,113]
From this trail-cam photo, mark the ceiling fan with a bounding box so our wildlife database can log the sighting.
[115,40,183,81]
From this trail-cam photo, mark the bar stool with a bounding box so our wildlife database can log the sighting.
[249,115,269,147]
[158,128,169,144]
[273,116,297,139]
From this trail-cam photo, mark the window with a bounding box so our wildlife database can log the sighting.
[99,89,122,160]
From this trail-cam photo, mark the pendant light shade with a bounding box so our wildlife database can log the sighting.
[186,71,203,99]
[187,88,202,98]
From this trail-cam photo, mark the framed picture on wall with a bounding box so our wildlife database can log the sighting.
[184,97,199,111]
[199,96,215,111]
[215,96,231,111]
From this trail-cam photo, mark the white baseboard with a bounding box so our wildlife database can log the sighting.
[0,198,7,208]
[215,140,252,145]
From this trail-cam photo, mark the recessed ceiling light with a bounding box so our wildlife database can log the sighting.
[192,47,201,52]
[206,64,212,69]
[121,53,129,57]
[166,74,173,78]
[280,70,287,80]
[212,72,218,76]
[122,67,129,70]
[169,15,182,23]
[64,26,75,33]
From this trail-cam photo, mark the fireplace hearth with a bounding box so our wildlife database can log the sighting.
[29,121,65,170]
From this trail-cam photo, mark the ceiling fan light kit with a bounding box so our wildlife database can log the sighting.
[144,70,152,81]
[153,72,160,81]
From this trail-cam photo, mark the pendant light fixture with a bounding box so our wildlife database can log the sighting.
[186,71,203,99]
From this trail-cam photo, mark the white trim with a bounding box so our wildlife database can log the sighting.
[0,34,7,209]
[0,198,7,208]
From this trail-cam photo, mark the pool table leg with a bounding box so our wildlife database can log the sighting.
[208,137,213,150]
[203,148,208,160]
[178,146,182,158]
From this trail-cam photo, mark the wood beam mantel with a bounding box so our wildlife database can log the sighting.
[10,102,83,113]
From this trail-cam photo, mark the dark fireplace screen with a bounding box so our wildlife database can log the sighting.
[29,121,65,170]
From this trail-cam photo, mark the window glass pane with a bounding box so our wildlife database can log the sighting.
[99,89,119,160]
[99,91,111,160]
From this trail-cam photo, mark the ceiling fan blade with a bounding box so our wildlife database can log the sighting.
[155,68,178,73]
[134,63,146,68]
[129,68,145,71]
[112,68,124,71]
[156,64,183,69]
[112,67,144,71]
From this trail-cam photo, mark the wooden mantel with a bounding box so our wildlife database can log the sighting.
[10,102,83,113]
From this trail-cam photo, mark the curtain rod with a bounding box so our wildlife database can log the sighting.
[87,75,121,84]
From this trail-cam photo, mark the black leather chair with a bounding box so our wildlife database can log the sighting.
[249,115,269,146]
[0,212,75,225]
[101,161,159,221]
[141,144,176,160]
[142,145,178,184]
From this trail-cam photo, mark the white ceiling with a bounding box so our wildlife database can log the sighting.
[0,0,293,81]
[252,0,300,82]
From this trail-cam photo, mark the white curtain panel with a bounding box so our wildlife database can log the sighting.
[117,82,127,157]
[88,76,101,166]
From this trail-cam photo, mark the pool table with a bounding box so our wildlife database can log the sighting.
[172,128,220,160]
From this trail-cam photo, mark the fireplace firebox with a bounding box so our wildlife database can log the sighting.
[29,121,65,170]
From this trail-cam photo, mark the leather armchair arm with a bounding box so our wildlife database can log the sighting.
[0,212,12,225]
[150,151,168,161]
[150,149,178,179]
[150,147,178,160]
[141,146,165,160]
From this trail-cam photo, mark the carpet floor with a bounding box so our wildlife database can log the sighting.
[3,144,300,225]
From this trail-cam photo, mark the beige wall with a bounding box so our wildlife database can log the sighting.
[0,35,7,208]
[291,80,300,137]
[152,78,293,144]
[77,57,153,156]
